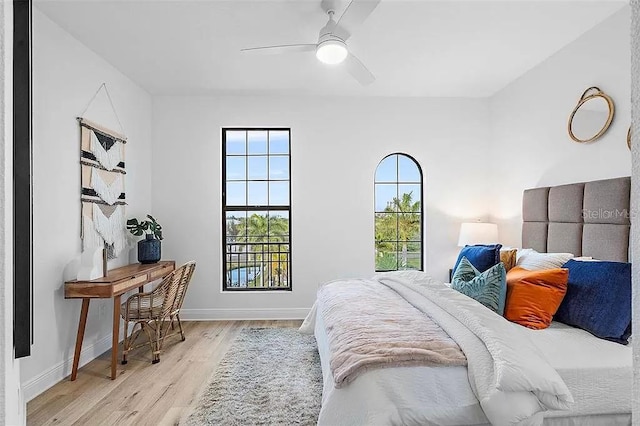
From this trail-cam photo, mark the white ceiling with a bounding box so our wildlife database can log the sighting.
[34,0,628,97]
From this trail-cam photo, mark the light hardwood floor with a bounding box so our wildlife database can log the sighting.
[27,320,302,426]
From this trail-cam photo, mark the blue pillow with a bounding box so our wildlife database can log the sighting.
[453,244,502,274]
[555,259,631,344]
[451,257,507,315]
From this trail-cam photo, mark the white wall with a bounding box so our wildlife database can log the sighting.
[630,0,639,421]
[21,9,153,401]
[23,0,635,408]
[0,1,25,424]
[152,95,492,319]
[489,7,632,247]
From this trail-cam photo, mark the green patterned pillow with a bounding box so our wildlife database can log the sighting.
[451,257,507,315]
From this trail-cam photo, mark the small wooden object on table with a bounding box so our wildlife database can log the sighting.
[64,261,175,380]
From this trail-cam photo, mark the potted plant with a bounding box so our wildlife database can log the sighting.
[127,214,163,264]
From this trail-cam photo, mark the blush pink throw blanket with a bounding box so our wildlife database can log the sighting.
[318,279,467,388]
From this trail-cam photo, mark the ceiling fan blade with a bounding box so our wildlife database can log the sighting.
[241,44,316,55]
[333,0,381,41]
[345,53,375,86]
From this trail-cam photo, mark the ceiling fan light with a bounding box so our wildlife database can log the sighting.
[316,39,348,65]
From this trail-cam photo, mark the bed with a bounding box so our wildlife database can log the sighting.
[301,177,632,426]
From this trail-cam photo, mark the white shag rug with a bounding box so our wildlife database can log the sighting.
[185,328,322,426]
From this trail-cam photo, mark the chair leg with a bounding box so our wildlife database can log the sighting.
[121,320,129,365]
[176,313,186,342]
[140,322,156,363]
[152,321,161,364]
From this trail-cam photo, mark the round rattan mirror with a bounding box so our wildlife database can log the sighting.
[568,87,614,143]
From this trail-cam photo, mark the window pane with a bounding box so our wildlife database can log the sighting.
[249,261,263,288]
[227,263,242,288]
[268,211,289,242]
[241,251,262,288]
[398,241,421,270]
[398,184,421,209]
[400,217,421,241]
[398,155,421,182]
[266,250,288,288]
[375,213,397,242]
[375,155,397,182]
[269,156,289,180]
[249,266,263,288]
[246,211,268,242]
[237,253,262,288]
[248,131,268,154]
[397,210,420,240]
[226,182,246,206]
[226,131,246,155]
[248,181,268,205]
[226,156,246,180]
[405,241,421,251]
[375,243,398,271]
[269,252,289,288]
[375,184,397,212]
[269,181,289,206]
[226,211,246,243]
[269,131,289,154]
[248,156,268,180]
[226,249,240,265]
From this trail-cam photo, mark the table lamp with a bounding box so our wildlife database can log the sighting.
[457,222,499,247]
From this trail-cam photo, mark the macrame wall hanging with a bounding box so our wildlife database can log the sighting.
[78,83,128,264]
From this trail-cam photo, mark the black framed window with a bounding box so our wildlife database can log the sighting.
[222,129,291,291]
[374,153,423,272]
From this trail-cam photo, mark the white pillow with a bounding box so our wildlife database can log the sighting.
[515,248,535,262]
[516,250,574,270]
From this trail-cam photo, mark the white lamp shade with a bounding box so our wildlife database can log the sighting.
[458,222,499,247]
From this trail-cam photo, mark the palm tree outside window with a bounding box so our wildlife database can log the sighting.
[374,153,423,272]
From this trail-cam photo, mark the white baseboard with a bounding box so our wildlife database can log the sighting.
[179,308,310,320]
[22,334,113,402]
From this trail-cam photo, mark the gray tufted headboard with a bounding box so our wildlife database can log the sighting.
[522,177,631,262]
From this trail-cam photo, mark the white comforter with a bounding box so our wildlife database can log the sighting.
[301,272,574,426]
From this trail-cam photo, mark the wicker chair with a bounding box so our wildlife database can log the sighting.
[121,261,196,364]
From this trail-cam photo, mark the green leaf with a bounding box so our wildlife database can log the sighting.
[126,214,163,239]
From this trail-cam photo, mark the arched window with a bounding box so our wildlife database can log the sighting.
[374,153,423,272]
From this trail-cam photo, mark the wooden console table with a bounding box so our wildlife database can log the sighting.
[65,261,175,380]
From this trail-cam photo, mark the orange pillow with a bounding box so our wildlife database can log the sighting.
[504,266,569,329]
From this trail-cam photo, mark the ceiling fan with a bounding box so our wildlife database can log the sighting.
[240,0,380,86]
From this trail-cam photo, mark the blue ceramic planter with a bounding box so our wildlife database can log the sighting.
[138,234,161,264]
